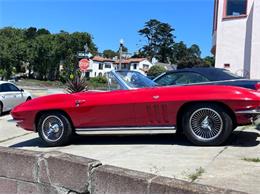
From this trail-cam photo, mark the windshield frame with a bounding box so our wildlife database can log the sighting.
[107,70,157,90]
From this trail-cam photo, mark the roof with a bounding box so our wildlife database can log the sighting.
[114,58,147,64]
[92,56,115,62]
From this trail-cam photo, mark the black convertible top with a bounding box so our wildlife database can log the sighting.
[166,67,243,81]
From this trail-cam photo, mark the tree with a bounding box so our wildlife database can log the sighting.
[172,42,203,69]
[203,56,215,67]
[138,19,175,63]
[0,27,98,80]
[103,49,117,59]
[147,65,166,78]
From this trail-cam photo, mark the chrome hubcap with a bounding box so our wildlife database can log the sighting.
[42,116,64,142]
[189,108,223,141]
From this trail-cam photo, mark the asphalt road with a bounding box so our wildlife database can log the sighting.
[0,86,260,193]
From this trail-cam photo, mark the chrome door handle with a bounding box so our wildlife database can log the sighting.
[153,95,160,99]
[75,100,86,107]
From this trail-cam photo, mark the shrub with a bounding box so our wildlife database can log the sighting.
[66,73,88,93]
[147,65,166,78]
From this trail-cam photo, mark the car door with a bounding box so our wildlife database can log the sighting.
[132,87,176,127]
[7,83,24,106]
[0,83,16,111]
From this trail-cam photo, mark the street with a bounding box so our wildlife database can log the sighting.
[0,86,260,193]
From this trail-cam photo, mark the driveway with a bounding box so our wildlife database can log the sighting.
[0,87,260,193]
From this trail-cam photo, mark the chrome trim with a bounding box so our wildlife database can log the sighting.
[235,109,260,115]
[8,119,23,123]
[75,126,176,135]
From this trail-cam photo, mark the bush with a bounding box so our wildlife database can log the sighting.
[147,65,166,78]
[66,73,88,93]
[89,76,107,84]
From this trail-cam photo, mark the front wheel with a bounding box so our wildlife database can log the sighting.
[182,104,233,146]
[37,112,72,147]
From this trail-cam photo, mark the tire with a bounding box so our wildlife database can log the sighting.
[37,112,72,147]
[26,97,32,101]
[182,103,233,146]
[0,102,3,116]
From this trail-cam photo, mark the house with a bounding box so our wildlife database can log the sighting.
[88,56,115,77]
[212,0,260,79]
[86,57,153,77]
[114,58,153,75]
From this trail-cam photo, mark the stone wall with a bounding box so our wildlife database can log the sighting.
[0,147,243,194]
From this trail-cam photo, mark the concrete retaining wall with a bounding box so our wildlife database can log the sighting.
[0,147,242,194]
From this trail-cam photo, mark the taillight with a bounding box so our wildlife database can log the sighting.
[255,82,260,91]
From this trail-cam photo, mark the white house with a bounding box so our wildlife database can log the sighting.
[212,0,260,79]
[88,56,115,78]
[114,58,153,75]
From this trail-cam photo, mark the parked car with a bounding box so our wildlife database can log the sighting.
[153,68,260,91]
[11,70,260,147]
[0,81,32,115]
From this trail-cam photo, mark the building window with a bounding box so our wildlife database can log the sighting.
[99,63,103,70]
[133,63,137,69]
[143,64,149,70]
[104,63,111,69]
[224,0,247,18]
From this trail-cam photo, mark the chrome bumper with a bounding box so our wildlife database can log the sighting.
[235,109,260,115]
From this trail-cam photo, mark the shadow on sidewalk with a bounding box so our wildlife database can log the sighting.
[9,130,260,148]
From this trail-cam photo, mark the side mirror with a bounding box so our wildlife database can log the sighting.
[20,89,24,92]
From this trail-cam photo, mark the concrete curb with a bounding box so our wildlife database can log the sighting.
[0,147,244,194]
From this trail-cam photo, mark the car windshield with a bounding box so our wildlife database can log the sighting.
[116,71,157,89]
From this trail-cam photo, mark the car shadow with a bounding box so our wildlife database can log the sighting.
[9,130,260,148]
[0,111,10,117]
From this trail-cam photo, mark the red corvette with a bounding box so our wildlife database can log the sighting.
[11,70,260,146]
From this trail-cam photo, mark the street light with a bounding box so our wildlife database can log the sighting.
[119,39,124,70]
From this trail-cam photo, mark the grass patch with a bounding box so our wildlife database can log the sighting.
[188,167,205,182]
[242,157,260,163]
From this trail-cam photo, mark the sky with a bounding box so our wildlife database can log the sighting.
[0,0,214,57]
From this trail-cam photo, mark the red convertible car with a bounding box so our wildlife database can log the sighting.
[11,70,260,147]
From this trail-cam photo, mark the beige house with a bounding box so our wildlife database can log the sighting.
[212,0,260,79]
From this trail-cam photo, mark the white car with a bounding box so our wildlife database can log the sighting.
[0,81,32,115]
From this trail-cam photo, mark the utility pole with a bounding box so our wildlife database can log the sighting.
[119,39,124,70]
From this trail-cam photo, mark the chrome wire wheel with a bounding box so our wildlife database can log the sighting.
[41,115,64,142]
[189,108,223,141]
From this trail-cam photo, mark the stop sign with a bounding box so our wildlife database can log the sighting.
[79,59,89,72]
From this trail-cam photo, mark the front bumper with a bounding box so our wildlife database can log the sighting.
[235,109,260,115]
[235,109,260,125]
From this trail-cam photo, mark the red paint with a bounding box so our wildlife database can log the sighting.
[255,83,260,91]
[79,59,89,72]
[11,85,260,132]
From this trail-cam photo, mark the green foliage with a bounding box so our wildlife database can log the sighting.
[87,76,108,90]
[0,27,98,80]
[138,19,175,63]
[89,76,107,84]
[66,72,88,93]
[242,157,260,163]
[203,56,215,67]
[173,42,203,69]
[147,65,166,78]
[103,49,117,59]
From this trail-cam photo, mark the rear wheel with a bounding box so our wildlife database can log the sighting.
[37,112,72,147]
[182,103,233,146]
